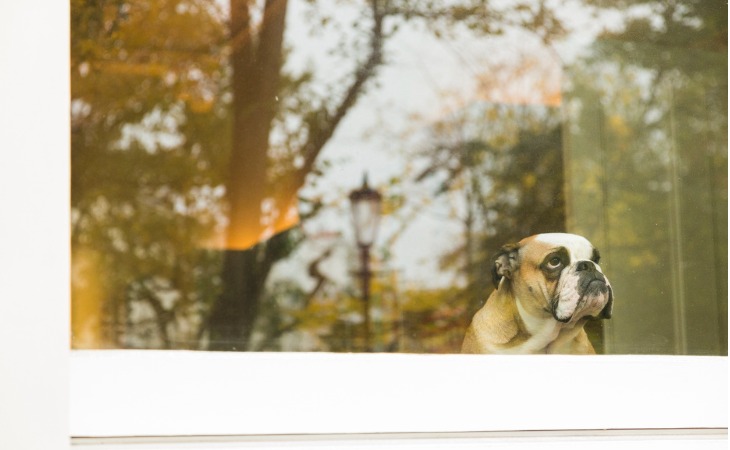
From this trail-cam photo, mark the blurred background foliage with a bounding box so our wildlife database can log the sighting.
[71,0,727,354]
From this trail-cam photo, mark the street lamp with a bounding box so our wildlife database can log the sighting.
[349,174,382,352]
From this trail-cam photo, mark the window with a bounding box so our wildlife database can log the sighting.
[63,0,727,444]
[0,4,725,448]
[70,0,726,357]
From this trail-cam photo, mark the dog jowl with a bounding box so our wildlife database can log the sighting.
[462,233,613,355]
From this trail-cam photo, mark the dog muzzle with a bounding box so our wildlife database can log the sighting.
[551,261,613,323]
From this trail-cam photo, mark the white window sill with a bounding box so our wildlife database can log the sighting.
[70,350,727,438]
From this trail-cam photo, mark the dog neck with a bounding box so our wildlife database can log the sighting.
[514,298,562,353]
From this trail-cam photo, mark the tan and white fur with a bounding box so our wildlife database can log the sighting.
[462,233,613,354]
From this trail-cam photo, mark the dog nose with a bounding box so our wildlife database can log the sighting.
[575,260,596,273]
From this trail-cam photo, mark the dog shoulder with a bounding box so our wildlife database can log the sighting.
[462,291,520,353]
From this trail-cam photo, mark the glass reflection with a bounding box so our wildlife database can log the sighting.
[71,0,727,354]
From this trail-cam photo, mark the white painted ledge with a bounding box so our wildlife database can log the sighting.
[70,350,727,437]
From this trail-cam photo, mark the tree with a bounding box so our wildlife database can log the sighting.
[206,0,389,350]
[71,0,570,350]
[565,0,727,354]
[206,0,570,350]
[410,101,566,336]
[395,0,727,355]
[71,0,230,348]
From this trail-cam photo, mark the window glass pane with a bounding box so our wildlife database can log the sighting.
[71,0,727,355]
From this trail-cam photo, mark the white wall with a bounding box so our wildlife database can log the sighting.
[0,2,70,449]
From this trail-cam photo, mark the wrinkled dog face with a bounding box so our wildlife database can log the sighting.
[551,256,612,323]
[494,233,613,323]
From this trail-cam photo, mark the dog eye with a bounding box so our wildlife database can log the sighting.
[546,257,563,269]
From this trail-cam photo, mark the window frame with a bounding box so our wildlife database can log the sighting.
[69,350,727,438]
[5,1,723,445]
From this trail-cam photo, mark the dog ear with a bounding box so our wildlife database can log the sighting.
[491,243,520,287]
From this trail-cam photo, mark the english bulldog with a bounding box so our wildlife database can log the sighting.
[462,233,613,354]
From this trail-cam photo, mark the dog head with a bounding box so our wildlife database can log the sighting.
[492,233,613,324]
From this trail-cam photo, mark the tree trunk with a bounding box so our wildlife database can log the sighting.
[207,0,385,350]
[227,0,288,250]
[208,246,263,350]
[207,0,288,351]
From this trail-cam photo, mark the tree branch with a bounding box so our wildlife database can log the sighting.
[138,280,174,349]
[289,0,386,191]
[253,247,334,350]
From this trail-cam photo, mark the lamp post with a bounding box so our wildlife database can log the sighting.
[349,174,382,352]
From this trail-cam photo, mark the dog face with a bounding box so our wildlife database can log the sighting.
[493,233,613,324]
